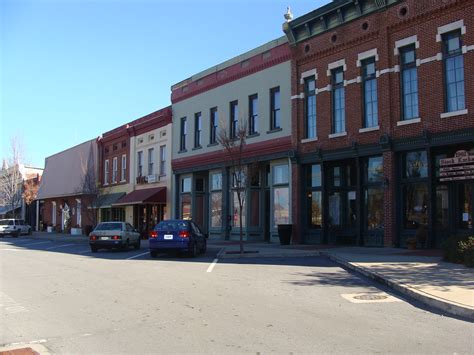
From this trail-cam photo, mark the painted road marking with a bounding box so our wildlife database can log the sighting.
[126,252,149,260]
[207,258,219,273]
[45,243,75,250]
[0,291,28,314]
[78,249,91,254]
[0,248,20,251]
[20,241,52,247]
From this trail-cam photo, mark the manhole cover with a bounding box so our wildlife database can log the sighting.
[353,294,388,301]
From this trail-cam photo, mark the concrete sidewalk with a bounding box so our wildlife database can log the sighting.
[212,241,474,321]
[24,231,89,242]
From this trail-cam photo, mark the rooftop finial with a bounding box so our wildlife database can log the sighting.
[284,6,293,22]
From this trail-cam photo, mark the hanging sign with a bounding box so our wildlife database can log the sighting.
[439,150,474,181]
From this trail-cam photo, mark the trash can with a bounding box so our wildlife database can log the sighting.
[277,224,292,245]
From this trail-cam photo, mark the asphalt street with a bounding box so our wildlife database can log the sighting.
[0,237,472,354]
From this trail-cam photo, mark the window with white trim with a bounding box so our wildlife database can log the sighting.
[121,154,126,181]
[159,145,166,176]
[148,148,154,176]
[399,45,419,120]
[442,30,465,113]
[112,157,118,183]
[104,159,109,185]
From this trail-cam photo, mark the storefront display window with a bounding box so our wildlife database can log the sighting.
[404,184,428,229]
[404,151,428,178]
[329,192,341,226]
[366,188,384,229]
[233,191,246,227]
[273,165,289,185]
[181,194,191,220]
[367,156,383,182]
[309,165,322,187]
[250,190,260,227]
[435,185,449,228]
[182,177,191,193]
[273,187,289,226]
[308,191,322,228]
[210,192,222,227]
[459,183,473,229]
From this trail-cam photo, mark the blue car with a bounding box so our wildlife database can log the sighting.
[149,220,207,258]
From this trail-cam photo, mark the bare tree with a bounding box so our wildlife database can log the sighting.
[217,119,248,255]
[22,177,39,207]
[0,138,24,218]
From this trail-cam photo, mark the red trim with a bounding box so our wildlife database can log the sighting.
[172,136,292,171]
[171,44,291,103]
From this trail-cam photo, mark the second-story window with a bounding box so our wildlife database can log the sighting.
[159,145,166,176]
[270,87,281,130]
[121,154,126,181]
[104,159,109,185]
[210,107,218,144]
[230,100,238,139]
[443,30,465,113]
[180,117,187,151]
[362,57,378,128]
[194,112,202,148]
[305,76,316,138]
[137,151,143,176]
[249,94,258,135]
[148,148,154,176]
[400,45,419,120]
[112,157,118,183]
[332,67,345,134]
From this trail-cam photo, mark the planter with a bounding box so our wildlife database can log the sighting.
[277,224,293,245]
[47,226,54,233]
[71,228,83,235]
[406,239,417,250]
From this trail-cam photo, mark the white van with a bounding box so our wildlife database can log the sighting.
[0,219,32,237]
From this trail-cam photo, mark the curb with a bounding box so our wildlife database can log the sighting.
[216,247,322,259]
[25,234,88,244]
[321,252,474,321]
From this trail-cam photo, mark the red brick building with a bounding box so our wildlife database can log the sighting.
[284,0,474,247]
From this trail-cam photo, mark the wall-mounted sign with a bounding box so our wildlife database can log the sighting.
[439,150,474,182]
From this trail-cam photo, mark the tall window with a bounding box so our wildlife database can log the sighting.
[443,30,465,112]
[148,148,154,175]
[273,164,290,227]
[270,87,281,130]
[194,112,202,148]
[181,177,192,220]
[121,154,126,181]
[137,151,143,176]
[230,100,238,139]
[307,164,322,229]
[249,94,258,135]
[210,172,222,228]
[112,157,118,183]
[180,117,187,151]
[210,107,218,144]
[400,45,419,120]
[362,58,378,127]
[332,68,345,133]
[104,159,109,184]
[159,145,166,176]
[305,77,316,138]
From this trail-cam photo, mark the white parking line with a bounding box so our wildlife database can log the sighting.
[126,252,149,260]
[21,241,52,247]
[78,249,91,254]
[0,248,20,251]
[45,243,75,250]
[207,258,219,273]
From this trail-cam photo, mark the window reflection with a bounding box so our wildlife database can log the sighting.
[404,184,428,229]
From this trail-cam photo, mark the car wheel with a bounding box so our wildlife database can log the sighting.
[189,242,197,258]
[134,238,141,250]
[91,246,98,253]
[150,250,158,258]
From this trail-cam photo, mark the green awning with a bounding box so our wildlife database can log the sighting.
[92,192,126,209]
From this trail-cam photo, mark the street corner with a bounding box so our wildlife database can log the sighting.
[0,343,51,355]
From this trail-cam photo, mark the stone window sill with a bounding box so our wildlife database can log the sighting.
[328,132,347,139]
[207,142,219,147]
[359,126,379,133]
[301,137,318,143]
[440,109,468,119]
[397,118,421,126]
[267,127,282,134]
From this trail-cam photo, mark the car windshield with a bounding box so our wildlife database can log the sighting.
[94,223,123,231]
[155,220,188,231]
[0,220,13,226]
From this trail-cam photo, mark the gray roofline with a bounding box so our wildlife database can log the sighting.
[171,36,288,90]
[44,138,97,162]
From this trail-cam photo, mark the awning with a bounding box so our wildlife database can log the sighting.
[113,187,167,206]
[92,192,126,209]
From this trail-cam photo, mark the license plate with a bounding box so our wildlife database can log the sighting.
[164,234,173,240]
[100,237,109,240]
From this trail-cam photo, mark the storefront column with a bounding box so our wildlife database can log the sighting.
[291,161,301,244]
[383,150,396,247]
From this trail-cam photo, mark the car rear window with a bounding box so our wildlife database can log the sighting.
[155,221,188,231]
[0,220,13,226]
[94,223,123,231]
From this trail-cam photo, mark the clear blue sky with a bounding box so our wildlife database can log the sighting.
[1,0,329,168]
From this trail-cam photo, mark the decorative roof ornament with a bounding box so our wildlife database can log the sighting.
[284,6,293,22]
